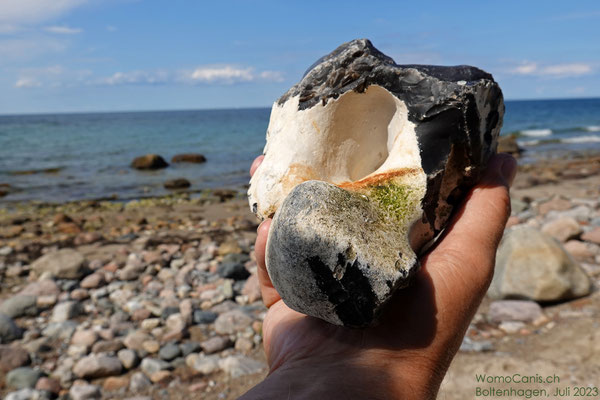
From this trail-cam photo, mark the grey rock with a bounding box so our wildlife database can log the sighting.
[193,310,218,324]
[200,336,232,354]
[0,295,38,318]
[117,349,139,369]
[140,358,170,376]
[0,345,31,372]
[490,227,591,301]
[541,217,582,242]
[488,300,543,323]
[218,355,265,378]
[73,354,122,379]
[217,261,250,280]
[214,309,252,335]
[0,313,22,343]
[42,321,77,340]
[510,198,528,215]
[192,354,220,375]
[6,367,43,389]
[250,39,503,327]
[51,301,82,322]
[30,249,87,279]
[69,384,101,400]
[0,245,13,256]
[180,342,201,357]
[158,343,181,361]
[129,371,151,392]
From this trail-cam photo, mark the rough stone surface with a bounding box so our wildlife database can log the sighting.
[488,300,544,323]
[248,39,503,327]
[73,354,123,379]
[30,249,87,279]
[489,227,591,301]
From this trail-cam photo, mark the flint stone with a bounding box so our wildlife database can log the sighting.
[249,39,503,327]
[30,249,87,279]
[489,227,591,302]
[0,313,22,343]
[0,295,38,318]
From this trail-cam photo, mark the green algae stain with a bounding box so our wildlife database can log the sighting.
[368,183,418,224]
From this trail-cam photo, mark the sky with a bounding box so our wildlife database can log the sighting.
[1,0,600,114]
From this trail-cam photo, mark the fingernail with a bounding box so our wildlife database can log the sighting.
[500,155,517,187]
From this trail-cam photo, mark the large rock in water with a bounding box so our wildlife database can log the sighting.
[489,227,591,301]
[248,39,504,327]
[131,154,169,170]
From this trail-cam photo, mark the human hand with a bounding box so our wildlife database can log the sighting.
[243,153,517,400]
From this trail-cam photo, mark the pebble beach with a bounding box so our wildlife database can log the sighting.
[1,150,600,399]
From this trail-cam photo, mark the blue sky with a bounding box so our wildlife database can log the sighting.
[1,0,599,114]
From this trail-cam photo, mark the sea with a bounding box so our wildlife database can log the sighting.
[1,98,599,204]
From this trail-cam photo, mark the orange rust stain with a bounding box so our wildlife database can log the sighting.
[280,163,319,195]
[311,120,321,134]
[337,167,422,190]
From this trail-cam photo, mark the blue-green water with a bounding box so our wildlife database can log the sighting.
[1,98,599,203]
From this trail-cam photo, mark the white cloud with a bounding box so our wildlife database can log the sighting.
[14,77,41,88]
[0,0,87,26]
[44,25,83,34]
[187,66,254,84]
[510,62,594,77]
[98,70,170,86]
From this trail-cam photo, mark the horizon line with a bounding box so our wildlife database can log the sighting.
[1,95,599,117]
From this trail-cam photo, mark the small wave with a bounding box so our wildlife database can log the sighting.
[519,129,553,137]
[517,140,541,146]
[561,135,600,144]
[585,126,600,132]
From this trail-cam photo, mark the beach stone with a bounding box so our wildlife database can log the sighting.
[564,240,595,261]
[0,313,22,343]
[158,342,181,361]
[131,154,168,170]
[235,337,254,352]
[541,217,582,242]
[489,227,591,301]
[241,274,262,302]
[460,337,494,352]
[164,178,191,189]
[0,245,13,255]
[191,354,220,375]
[488,300,543,323]
[123,330,152,351]
[80,273,105,289]
[71,330,98,347]
[150,370,172,384]
[499,321,525,334]
[0,345,30,372]
[0,295,38,318]
[200,336,232,354]
[4,389,46,400]
[538,197,573,215]
[91,339,124,353]
[51,301,82,322]
[140,358,170,376]
[103,376,129,391]
[581,227,600,245]
[69,384,101,400]
[73,354,122,379]
[214,309,253,335]
[19,280,60,297]
[6,367,43,389]
[218,355,265,378]
[193,310,218,325]
[31,249,87,279]
[171,153,206,163]
[142,340,160,354]
[42,321,77,340]
[217,260,250,280]
[35,377,61,395]
[129,371,152,392]
[117,349,139,369]
[180,342,201,357]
